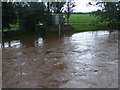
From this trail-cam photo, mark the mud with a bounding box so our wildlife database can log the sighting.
[2,30,118,88]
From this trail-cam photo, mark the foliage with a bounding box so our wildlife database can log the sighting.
[49,2,66,13]
[13,2,47,31]
[64,0,76,23]
[2,1,76,32]
[90,2,120,29]
[2,2,17,30]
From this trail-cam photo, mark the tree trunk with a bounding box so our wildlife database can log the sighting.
[47,2,50,13]
[19,17,36,33]
[67,18,69,24]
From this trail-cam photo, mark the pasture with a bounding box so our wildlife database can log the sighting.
[68,14,107,32]
[69,14,97,23]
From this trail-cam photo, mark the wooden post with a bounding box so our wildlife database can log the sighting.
[59,24,61,35]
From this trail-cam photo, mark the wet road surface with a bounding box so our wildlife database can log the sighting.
[2,31,118,88]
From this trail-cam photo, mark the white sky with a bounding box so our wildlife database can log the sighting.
[73,0,101,12]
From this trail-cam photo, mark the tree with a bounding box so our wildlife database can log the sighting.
[64,0,75,24]
[13,2,28,30]
[116,2,120,29]
[45,1,66,26]
[2,2,17,30]
[50,2,66,13]
[13,2,46,32]
[47,2,50,13]
[90,2,120,29]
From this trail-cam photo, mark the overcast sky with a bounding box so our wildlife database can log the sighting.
[73,0,101,12]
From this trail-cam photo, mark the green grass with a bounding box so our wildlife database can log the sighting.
[67,14,107,32]
[3,23,19,31]
[9,23,19,30]
[68,14,97,23]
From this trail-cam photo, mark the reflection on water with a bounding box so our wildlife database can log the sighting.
[1,30,118,49]
[11,40,21,48]
[1,40,21,48]
[1,38,44,48]
[36,38,43,46]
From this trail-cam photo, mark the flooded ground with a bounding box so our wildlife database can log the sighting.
[2,30,118,88]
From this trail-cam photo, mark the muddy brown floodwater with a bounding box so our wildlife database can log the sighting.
[2,30,118,88]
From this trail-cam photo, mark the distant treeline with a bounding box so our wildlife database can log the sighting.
[71,12,91,14]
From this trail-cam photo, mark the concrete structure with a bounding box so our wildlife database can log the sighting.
[51,14,65,25]
[36,14,72,32]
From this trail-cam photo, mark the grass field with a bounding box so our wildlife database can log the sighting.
[67,14,107,32]
[68,14,97,23]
